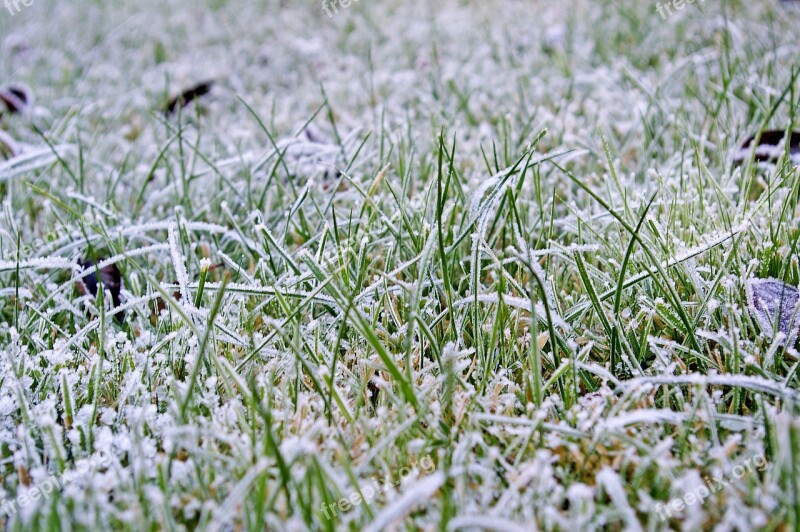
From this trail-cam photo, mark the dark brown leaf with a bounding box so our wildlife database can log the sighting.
[164,81,214,115]
[0,83,33,115]
[734,129,800,166]
[77,259,124,322]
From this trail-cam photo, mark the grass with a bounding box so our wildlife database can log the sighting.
[1,0,800,529]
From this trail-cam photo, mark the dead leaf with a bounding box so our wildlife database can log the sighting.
[747,278,800,345]
[77,259,124,323]
[734,130,800,166]
[164,80,214,115]
[0,83,33,116]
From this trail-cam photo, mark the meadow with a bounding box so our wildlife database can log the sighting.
[0,0,799,529]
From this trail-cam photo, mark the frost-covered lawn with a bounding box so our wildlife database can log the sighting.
[1,0,800,529]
